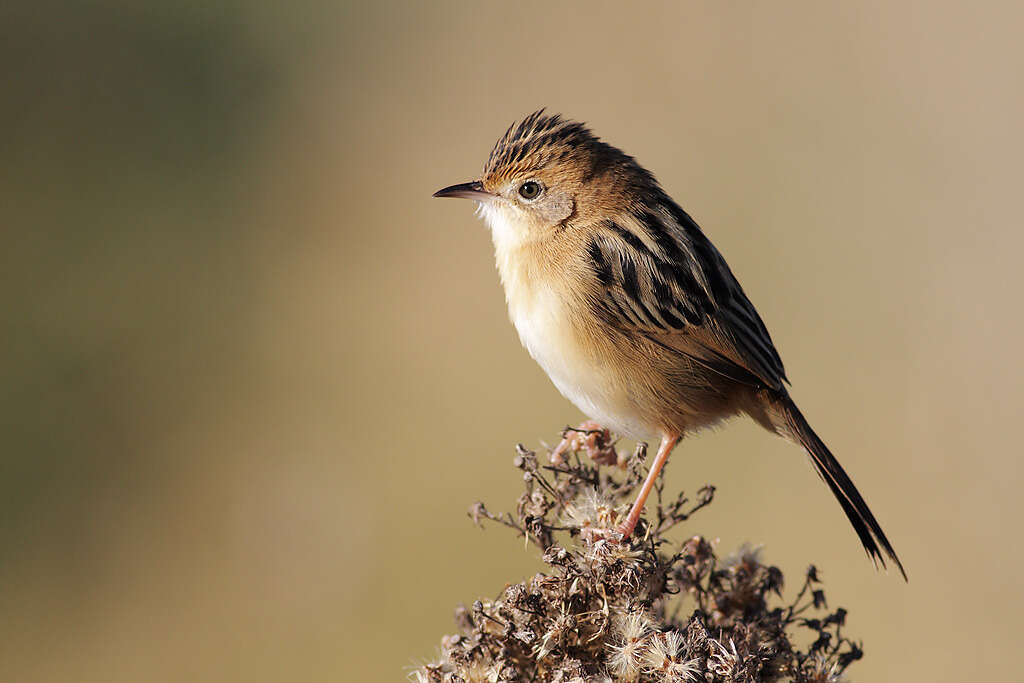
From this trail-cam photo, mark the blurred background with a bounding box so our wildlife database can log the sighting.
[2,1,1022,680]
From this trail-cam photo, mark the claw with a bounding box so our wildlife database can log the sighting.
[550,421,618,466]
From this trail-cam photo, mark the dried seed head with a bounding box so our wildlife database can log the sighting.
[606,610,653,682]
[638,631,699,682]
[562,487,623,531]
[606,638,644,682]
[459,660,496,683]
[661,658,700,683]
[808,654,848,683]
[413,429,867,683]
[723,542,763,571]
[708,638,739,678]
[611,609,653,642]
[641,630,681,669]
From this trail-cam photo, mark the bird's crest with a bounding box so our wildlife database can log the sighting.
[483,110,599,184]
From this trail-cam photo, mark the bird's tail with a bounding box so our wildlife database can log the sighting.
[772,395,906,580]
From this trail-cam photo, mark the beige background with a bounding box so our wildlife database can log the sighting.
[2,1,1022,681]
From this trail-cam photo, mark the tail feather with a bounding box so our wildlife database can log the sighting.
[776,397,907,580]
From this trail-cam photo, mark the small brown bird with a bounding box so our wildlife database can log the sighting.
[434,111,904,578]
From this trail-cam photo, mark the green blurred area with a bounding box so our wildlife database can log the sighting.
[1,2,1022,681]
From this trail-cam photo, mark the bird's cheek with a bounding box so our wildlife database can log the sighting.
[540,193,575,225]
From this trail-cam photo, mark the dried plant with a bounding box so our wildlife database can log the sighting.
[413,427,863,683]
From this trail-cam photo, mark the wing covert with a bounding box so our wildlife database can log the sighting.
[585,199,788,391]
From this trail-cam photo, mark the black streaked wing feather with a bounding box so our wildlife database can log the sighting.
[586,199,788,391]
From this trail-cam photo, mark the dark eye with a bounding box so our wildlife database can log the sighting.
[518,181,542,200]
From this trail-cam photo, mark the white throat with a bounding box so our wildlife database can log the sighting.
[473,199,654,440]
[476,200,532,254]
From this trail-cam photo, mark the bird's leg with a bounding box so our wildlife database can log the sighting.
[550,421,617,466]
[617,434,680,538]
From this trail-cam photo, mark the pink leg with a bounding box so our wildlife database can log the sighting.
[618,434,680,538]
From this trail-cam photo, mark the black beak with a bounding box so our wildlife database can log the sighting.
[432,180,490,200]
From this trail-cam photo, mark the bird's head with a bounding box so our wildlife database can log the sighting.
[434,110,655,246]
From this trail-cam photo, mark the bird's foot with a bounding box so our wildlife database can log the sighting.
[614,520,638,541]
[550,421,619,466]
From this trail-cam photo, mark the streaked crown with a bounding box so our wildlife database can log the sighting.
[481,110,654,197]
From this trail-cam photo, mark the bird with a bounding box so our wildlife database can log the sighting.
[433,110,905,579]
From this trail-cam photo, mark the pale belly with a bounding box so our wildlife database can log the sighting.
[509,289,657,440]
[483,203,659,439]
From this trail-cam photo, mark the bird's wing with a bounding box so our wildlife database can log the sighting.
[585,198,788,392]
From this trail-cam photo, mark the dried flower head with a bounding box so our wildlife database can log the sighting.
[724,542,764,570]
[805,654,848,683]
[562,487,624,533]
[413,430,868,683]
[640,631,698,682]
[606,610,653,681]
[708,638,739,678]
